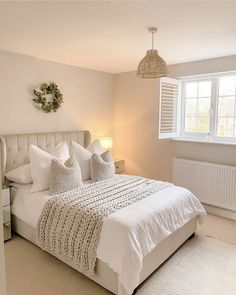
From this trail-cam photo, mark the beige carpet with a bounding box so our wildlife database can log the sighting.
[138,236,236,295]
[5,234,236,295]
[197,214,236,245]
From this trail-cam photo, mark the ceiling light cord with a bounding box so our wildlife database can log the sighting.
[149,27,157,51]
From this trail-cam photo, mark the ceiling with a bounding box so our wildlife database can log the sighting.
[0,1,236,73]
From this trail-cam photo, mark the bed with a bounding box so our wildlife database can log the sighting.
[0,131,206,295]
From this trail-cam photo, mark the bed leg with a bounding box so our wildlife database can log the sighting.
[188,232,195,240]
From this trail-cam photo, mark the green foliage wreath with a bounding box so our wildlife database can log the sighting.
[33,82,64,113]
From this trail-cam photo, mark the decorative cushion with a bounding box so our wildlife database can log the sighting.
[5,164,32,184]
[90,151,115,182]
[49,156,82,195]
[72,140,103,181]
[30,142,70,193]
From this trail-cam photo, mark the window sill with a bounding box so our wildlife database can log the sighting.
[173,138,236,146]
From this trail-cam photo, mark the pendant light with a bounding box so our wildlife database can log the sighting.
[137,27,168,78]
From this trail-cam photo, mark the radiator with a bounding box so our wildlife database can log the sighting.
[173,158,236,211]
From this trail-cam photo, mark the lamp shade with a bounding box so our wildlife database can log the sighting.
[100,137,113,151]
[137,49,168,78]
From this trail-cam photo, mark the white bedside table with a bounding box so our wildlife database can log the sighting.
[114,159,125,174]
[2,187,11,241]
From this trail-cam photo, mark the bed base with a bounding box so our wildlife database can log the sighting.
[12,215,197,295]
[188,232,195,240]
[2,131,198,294]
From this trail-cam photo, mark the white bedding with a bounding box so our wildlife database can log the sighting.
[11,179,206,294]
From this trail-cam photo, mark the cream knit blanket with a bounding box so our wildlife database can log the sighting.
[37,174,172,275]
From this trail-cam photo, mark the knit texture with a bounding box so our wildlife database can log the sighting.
[49,156,82,195]
[37,174,172,275]
[90,151,115,182]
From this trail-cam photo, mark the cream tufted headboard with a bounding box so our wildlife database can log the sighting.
[0,130,91,185]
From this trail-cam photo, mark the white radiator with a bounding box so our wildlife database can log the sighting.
[173,158,236,211]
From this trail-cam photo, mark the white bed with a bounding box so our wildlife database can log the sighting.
[0,131,206,295]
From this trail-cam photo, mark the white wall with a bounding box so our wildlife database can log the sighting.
[0,50,114,139]
[113,72,175,181]
[113,55,236,181]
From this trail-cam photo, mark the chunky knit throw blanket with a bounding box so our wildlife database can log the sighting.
[37,174,172,275]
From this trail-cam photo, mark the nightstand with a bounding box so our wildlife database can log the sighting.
[114,159,125,174]
[2,187,11,241]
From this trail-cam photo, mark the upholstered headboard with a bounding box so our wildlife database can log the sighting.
[0,130,91,184]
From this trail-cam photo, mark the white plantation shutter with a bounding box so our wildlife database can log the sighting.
[158,77,181,139]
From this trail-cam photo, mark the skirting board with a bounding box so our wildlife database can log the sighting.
[203,203,236,221]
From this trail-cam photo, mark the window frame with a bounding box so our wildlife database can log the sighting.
[179,72,236,144]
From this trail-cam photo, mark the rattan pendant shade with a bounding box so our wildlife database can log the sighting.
[137,28,168,79]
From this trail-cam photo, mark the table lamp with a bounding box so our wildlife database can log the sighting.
[100,137,113,151]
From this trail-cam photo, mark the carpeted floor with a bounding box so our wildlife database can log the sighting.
[138,236,236,295]
[4,215,236,295]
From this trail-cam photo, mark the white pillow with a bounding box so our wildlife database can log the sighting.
[6,164,32,184]
[30,142,69,192]
[87,140,103,154]
[72,140,103,181]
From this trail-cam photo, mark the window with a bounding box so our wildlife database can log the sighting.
[158,73,236,143]
[217,76,236,138]
[183,80,212,134]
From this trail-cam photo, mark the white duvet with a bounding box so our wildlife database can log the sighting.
[11,180,206,294]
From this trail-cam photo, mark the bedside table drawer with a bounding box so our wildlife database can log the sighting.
[3,205,10,224]
[3,222,11,241]
[2,188,10,206]
[115,160,125,174]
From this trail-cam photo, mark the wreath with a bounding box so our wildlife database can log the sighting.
[33,82,64,113]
